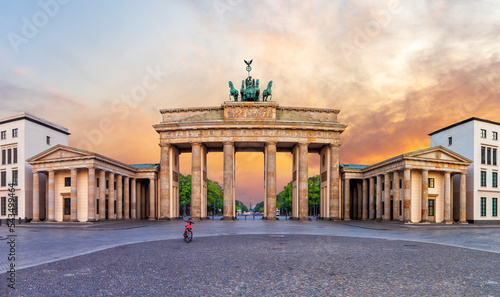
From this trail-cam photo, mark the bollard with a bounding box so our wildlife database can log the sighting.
[25,217,27,224]
[253,215,255,220]
[245,215,246,221]
[19,217,21,224]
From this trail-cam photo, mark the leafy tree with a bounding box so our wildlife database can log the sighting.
[235,200,249,212]
[254,201,264,212]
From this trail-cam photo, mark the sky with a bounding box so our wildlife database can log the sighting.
[1,0,499,208]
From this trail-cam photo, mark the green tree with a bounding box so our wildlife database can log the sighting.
[254,201,264,212]
[308,175,320,216]
[179,174,192,212]
[235,200,249,212]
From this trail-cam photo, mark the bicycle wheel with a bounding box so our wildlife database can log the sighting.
[184,230,193,243]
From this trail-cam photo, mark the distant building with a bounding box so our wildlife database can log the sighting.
[430,117,500,223]
[0,112,69,220]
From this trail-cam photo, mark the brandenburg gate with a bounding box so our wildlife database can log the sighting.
[154,61,346,221]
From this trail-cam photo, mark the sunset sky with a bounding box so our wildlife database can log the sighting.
[1,0,499,207]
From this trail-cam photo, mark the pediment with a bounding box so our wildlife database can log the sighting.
[406,146,471,163]
[28,145,94,162]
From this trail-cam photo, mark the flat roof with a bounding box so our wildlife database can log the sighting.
[0,112,70,135]
[340,164,369,170]
[429,117,500,136]
[130,163,160,169]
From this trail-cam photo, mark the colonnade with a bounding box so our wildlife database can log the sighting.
[343,169,467,223]
[31,168,156,222]
[159,141,341,221]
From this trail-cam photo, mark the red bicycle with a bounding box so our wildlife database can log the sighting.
[183,221,194,243]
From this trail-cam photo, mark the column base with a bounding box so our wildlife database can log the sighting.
[31,218,40,223]
[87,219,96,222]
[419,220,430,224]
[383,218,391,222]
[344,218,351,221]
[375,218,382,222]
[70,219,79,222]
[222,216,235,220]
[124,218,130,220]
[442,220,453,224]
[117,217,122,221]
[392,219,402,223]
[403,219,412,224]
[148,218,156,221]
[458,220,469,224]
[108,218,116,221]
[46,219,57,222]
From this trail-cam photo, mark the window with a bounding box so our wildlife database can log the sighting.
[1,197,5,215]
[487,148,492,165]
[493,172,498,188]
[1,131,6,139]
[13,148,17,164]
[481,129,487,138]
[481,147,486,164]
[12,170,17,186]
[106,180,109,189]
[428,178,435,188]
[390,181,393,190]
[64,198,70,215]
[46,136,51,145]
[7,148,11,164]
[480,197,486,216]
[1,150,5,165]
[494,132,498,140]
[494,149,497,166]
[12,129,18,138]
[97,178,100,187]
[481,171,487,187]
[448,137,452,146]
[11,196,17,215]
[428,200,435,216]
[1,171,5,187]
[399,179,402,189]
[64,177,71,187]
[493,198,498,217]
[382,202,385,215]
[399,200,402,216]
[96,199,99,214]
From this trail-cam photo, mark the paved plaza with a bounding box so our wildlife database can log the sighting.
[1,219,500,296]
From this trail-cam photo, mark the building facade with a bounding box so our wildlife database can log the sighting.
[430,117,500,223]
[0,112,69,221]
[341,147,472,223]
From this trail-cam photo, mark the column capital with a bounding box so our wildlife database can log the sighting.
[159,139,170,147]
[266,141,278,146]
[191,142,202,147]
[330,142,341,148]
[223,141,234,146]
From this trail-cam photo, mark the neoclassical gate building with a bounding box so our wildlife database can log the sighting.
[154,102,346,221]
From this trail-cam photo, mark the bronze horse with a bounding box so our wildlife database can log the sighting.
[262,81,273,101]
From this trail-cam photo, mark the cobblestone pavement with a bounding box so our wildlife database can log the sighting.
[0,219,500,295]
[1,219,500,273]
[2,235,500,296]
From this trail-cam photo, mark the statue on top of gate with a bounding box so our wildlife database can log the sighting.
[228,60,273,102]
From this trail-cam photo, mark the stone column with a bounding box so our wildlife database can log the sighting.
[420,169,429,223]
[352,183,358,219]
[376,175,382,221]
[131,178,136,219]
[70,169,78,222]
[149,178,156,220]
[116,175,123,220]
[298,143,309,221]
[459,173,467,224]
[403,169,411,223]
[393,171,400,222]
[87,168,96,222]
[32,171,40,222]
[362,179,368,220]
[159,142,170,219]
[99,170,106,220]
[136,181,141,219]
[223,142,235,219]
[141,181,146,219]
[383,173,390,221]
[47,170,56,222]
[191,142,202,220]
[330,144,340,220]
[124,177,130,219]
[369,177,375,220]
[344,178,350,220]
[443,172,452,224]
[266,142,277,220]
[108,173,115,220]
[357,182,362,220]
